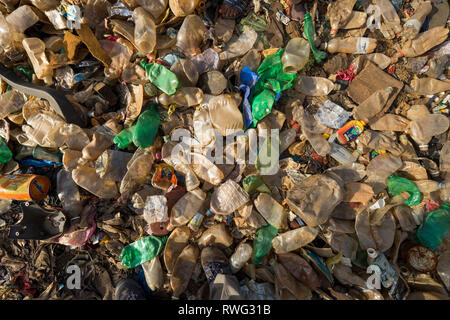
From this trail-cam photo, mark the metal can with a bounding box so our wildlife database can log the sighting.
[0,174,50,201]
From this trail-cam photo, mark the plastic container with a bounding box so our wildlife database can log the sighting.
[323,37,377,54]
[22,38,53,84]
[154,87,204,107]
[176,15,206,58]
[336,120,366,144]
[402,1,432,39]
[409,114,449,151]
[272,226,318,254]
[296,76,336,96]
[281,38,310,74]
[230,243,253,273]
[0,174,50,201]
[170,188,206,227]
[169,0,200,17]
[133,7,157,56]
[254,193,286,230]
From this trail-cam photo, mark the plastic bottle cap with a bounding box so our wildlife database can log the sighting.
[367,248,378,259]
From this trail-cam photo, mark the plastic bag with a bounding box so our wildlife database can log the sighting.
[253,224,278,264]
[387,175,421,207]
[120,235,168,268]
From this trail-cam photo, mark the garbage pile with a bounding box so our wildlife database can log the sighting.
[0,0,449,300]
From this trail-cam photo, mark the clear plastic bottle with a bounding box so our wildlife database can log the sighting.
[327,0,357,37]
[374,0,402,35]
[72,165,119,199]
[137,0,168,20]
[169,0,200,17]
[367,248,398,288]
[82,132,114,161]
[198,223,233,247]
[170,188,206,227]
[5,5,39,33]
[164,226,191,275]
[22,38,53,84]
[329,142,357,165]
[208,94,244,136]
[230,243,253,273]
[141,257,163,291]
[210,180,250,215]
[340,11,368,29]
[425,55,448,78]
[57,169,82,218]
[176,15,206,58]
[393,27,449,62]
[364,53,393,70]
[120,149,155,201]
[63,149,83,172]
[353,87,393,123]
[281,38,310,74]
[406,104,430,121]
[190,152,224,185]
[218,26,257,61]
[95,149,133,182]
[272,226,319,254]
[369,114,410,132]
[154,87,204,107]
[409,114,449,151]
[409,78,450,95]
[254,193,287,230]
[170,58,199,87]
[322,37,377,54]
[133,7,157,56]
[171,244,199,298]
[296,76,336,96]
[402,1,432,40]
[280,127,298,154]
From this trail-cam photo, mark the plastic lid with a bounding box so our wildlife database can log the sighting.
[367,248,378,259]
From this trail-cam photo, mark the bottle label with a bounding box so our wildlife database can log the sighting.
[355,37,370,54]
[189,212,204,228]
[404,19,421,31]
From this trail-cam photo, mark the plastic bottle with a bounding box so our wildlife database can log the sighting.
[208,94,244,136]
[191,48,220,74]
[22,38,53,85]
[176,15,206,58]
[141,61,180,96]
[336,120,366,144]
[322,37,377,54]
[327,0,357,36]
[417,203,450,251]
[219,27,258,61]
[95,150,133,182]
[402,1,432,40]
[132,7,157,56]
[353,87,393,123]
[170,188,206,227]
[414,180,446,193]
[141,257,163,291]
[393,27,449,62]
[0,137,12,164]
[374,0,402,35]
[82,132,114,161]
[369,114,410,132]
[409,78,450,95]
[137,0,168,20]
[279,127,298,154]
[72,165,119,199]
[169,0,200,17]
[5,5,39,33]
[230,243,253,273]
[365,53,392,70]
[171,244,199,298]
[114,108,160,149]
[57,169,82,218]
[296,76,336,96]
[198,223,233,247]
[210,180,250,215]
[303,13,327,63]
[272,226,319,254]
[120,149,156,201]
[254,193,287,230]
[367,248,398,288]
[408,114,449,151]
[425,56,448,78]
[281,38,310,74]
[340,11,368,29]
[120,235,168,268]
[154,87,204,107]
[170,58,199,87]
[314,100,352,129]
[329,142,357,165]
[253,224,278,264]
[399,134,418,160]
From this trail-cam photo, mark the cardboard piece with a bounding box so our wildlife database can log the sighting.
[64,31,82,61]
[347,60,403,112]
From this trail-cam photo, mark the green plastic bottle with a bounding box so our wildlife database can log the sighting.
[0,137,12,164]
[303,13,327,63]
[120,234,168,268]
[387,175,421,207]
[114,106,160,149]
[242,175,271,195]
[140,61,179,96]
[416,203,450,251]
[253,224,278,264]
